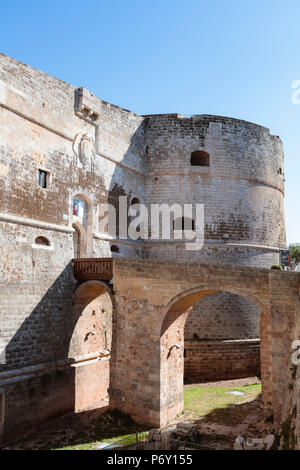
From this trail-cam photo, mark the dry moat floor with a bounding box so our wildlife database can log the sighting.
[2,377,273,450]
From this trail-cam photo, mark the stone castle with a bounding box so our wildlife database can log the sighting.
[0,54,299,447]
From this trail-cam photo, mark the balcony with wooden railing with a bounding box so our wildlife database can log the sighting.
[73,258,113,281]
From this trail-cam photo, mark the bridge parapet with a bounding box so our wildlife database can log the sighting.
[73,258,113,281]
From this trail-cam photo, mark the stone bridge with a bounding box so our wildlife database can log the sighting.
[74,258,300,434]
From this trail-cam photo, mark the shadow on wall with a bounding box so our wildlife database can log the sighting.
[0,262,75,443]
[0,262,113,444]
[70,116,147,259]
[0,113,147,444]
[185,291,261,341]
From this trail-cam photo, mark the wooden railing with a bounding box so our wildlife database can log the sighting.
[73,258,113,281]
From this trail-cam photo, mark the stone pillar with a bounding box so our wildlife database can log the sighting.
[160,309,190,426]
[269,273,299,433]
[109,296,163,427]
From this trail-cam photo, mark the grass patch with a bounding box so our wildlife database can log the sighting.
[7,409,150,451]
[184,383,261,423]
[54,441,99,451]
[7,383,262,450]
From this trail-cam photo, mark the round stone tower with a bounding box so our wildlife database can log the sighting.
[144,114,286,267]
[144,113,286,382]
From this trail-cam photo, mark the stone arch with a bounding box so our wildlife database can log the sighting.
[185,291,260,341]
[72,193,93,257]
[160,286,269,426]
[70,280,113,411]
[183,290,261,383]
[163,285,267,319]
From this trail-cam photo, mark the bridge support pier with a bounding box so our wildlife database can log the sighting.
[107,259,300,436]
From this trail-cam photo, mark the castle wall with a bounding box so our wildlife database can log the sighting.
[0,54,146,442]
[143,113,285,383]
[0,54,147,256]
[0,54,289,443]
[185,291,260,341]
[184,340,260,383]
[144,113,285,267]
[184,291,261,382]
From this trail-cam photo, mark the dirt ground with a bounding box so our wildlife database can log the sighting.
[184,376,261,389]
[1,377,273,450]
[181,377,273,450]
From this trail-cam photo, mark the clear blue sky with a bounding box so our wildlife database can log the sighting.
[1,0,299,244]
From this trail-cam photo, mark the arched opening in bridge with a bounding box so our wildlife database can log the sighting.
[160,288,263,426]
[184,291,261,383]
[70,280,113,411]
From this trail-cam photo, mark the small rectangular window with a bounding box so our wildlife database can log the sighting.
[38,170,48,188]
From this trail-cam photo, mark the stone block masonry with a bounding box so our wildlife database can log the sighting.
[110,258,300,434]
[144,113,285,266]
[184,290,261,382]
[184,340,260,383]
[185,291,260,341]
[0,53,297,446]
[0,53,145,442]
